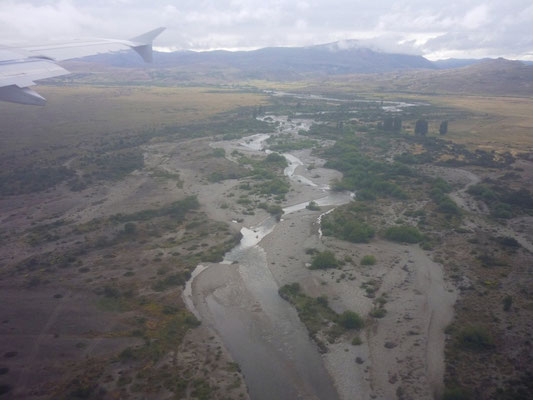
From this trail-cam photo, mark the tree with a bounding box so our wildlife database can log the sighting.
[439,120,448,135]
[310,250,339,269]
[338,311,364,329]
[383,117,393,131]
[393,116,402,132]
[415,119,428,136]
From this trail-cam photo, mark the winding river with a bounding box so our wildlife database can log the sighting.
[183,96,416,399]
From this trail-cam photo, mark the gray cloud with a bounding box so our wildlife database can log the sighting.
[0,0,532,60]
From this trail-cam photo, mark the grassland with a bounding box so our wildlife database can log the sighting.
[400,95,533,152]
[0,86,266,154]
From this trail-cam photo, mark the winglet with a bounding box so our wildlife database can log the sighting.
[129,27,166,63]
[0,85,47,106]
[130,27,166,44]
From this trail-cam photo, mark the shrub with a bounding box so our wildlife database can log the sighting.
[211,148,226,158]
[351,336,362,345]
[310,250,339,270]
[456,325,494,350]
[370,308,387,318]
[338,311,364,330]
[384,225,424,243]
[306,201,321,211]
[361,255,376,265]
[265,152,287,164]
[442,386,470,400]
[503,295,513,311]
[321,212,375,243]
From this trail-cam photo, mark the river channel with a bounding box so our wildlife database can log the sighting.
[183,96,414,399]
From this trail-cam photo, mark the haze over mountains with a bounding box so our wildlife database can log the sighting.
[71,40,533,96]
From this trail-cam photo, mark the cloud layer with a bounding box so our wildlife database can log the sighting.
[1,0,532,60]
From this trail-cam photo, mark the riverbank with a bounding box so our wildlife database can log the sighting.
[182,112,458,399]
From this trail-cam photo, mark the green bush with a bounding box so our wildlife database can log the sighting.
[321,211,375,243]
[310,250,339,270]
[338,311,364,330]
[503,295,513,311]
[211,148,226,158]
[442,386,470,400]
[306,201,321,211]
[361,255,376,265]
[384,225,424,243]
[456,325,494,350]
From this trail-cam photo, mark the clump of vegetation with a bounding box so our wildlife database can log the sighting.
[322,138,411,199]
[338,311,364,330]
[503,295,513,311]
[321,205,375,243]
[442,385,470,400]
[429,178,461,217]
[306,201,321,211]
[258,202,284,220]
[384,225,424,243]
[264,152,287,165]
[361,255,376,265]
[467,183,533,218]
[110,196,199,224]
[456,325,494,350]
[0,166,75,196]
[310,250,339,270]
[279,283,363,349]
[211,148,226,158]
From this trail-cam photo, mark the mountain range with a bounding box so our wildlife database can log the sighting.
[66,41,533,95]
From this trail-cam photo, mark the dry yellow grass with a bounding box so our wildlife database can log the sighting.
[0,86,266,152]
[400,95,533,152]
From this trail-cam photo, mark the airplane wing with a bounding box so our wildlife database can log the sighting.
[0,27,165,106]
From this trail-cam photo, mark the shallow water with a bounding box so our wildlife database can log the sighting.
[184,116,355,399]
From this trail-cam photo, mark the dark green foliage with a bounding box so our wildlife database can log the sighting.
[279,283,362,347]
[269,138,316,152]
[467,183,533,218]
[259,203,284,219]
[323,138,410,199]
[310,250,339,269]
[503,295,513,311]
[265,152,287,165]
[0,166,75,196]
[338,311,364,330]
[394,151,433,164]
[211,148,226,158]
[279,283,338,337]
[361,255,376,265]
[208,169,248,182]
[255,177,290,195]
[415,119,428,136]
[495,236,520,248]
[393,116,402,132]
[321,210,375,243]
[152,273,190,291]
[369,308,387,318]
[442,386,470,400]
[439,120,448,135]
[428,177,461,216]
[306,201,321,211]
[456,325,494,350]
[123,222,137,235]
[111,196,199,223]
[384,225,424,243]
[80,149,144,181]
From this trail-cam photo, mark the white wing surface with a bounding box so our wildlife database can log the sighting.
[0,27,165,105]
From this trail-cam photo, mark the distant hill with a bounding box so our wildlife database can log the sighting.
[332,58,533,96]
[404,58,533,95]
[78,41,436,79]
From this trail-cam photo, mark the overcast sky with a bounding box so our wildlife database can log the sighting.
[1,0,532,60]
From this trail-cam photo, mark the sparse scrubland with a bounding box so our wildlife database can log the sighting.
[0,72,532,400]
